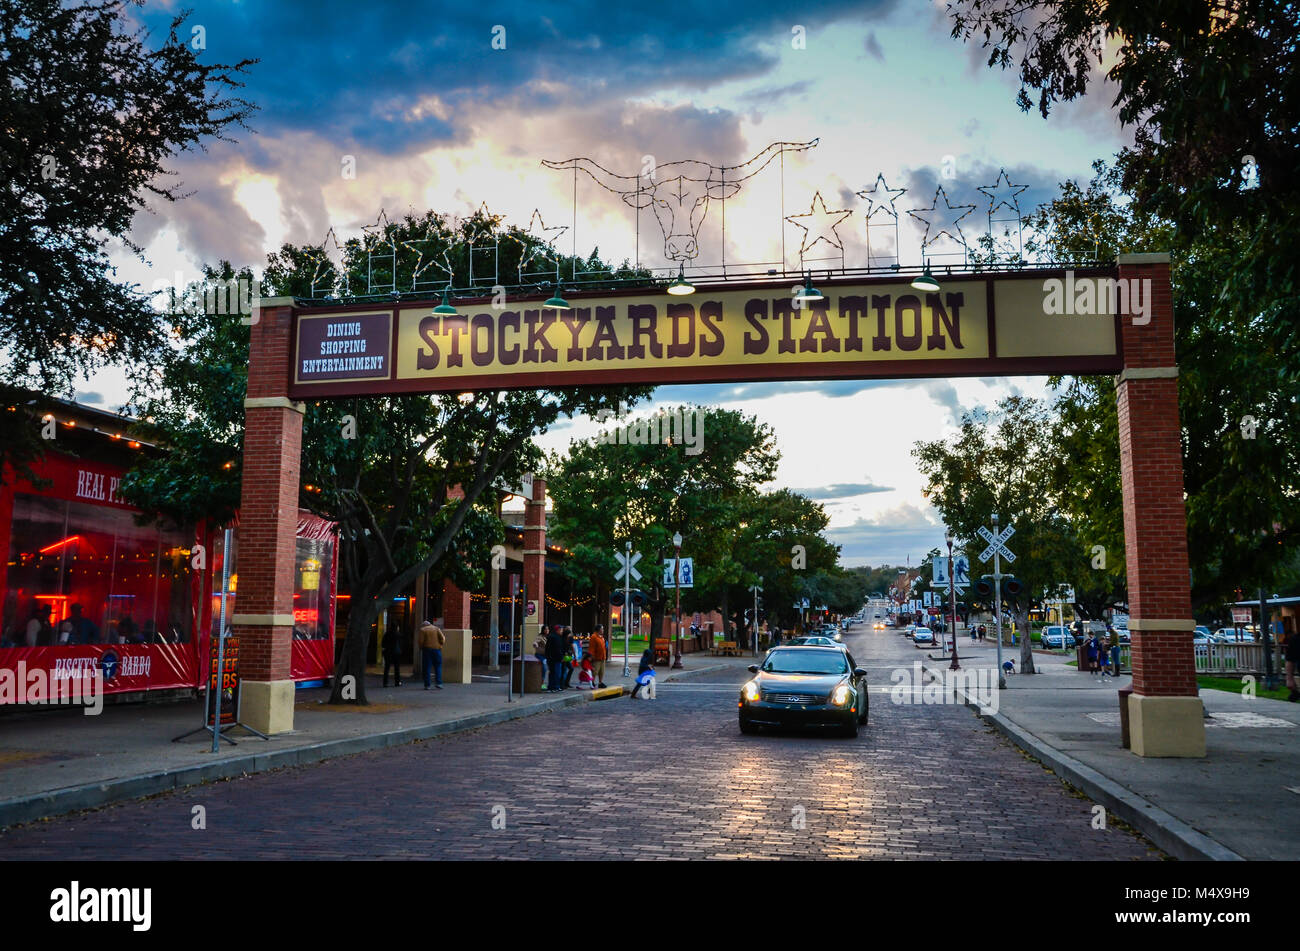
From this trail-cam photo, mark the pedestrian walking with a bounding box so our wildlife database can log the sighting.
[544,624,565,692]
[417,619,445,690]
[382,620,403,687]
[561,627,577,688]
[629,647,656,700]
[577,655,596,689]
[533,631,549,689]
[589,626,608,689]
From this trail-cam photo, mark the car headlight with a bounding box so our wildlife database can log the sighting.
[831,683,850,706]
[742,680,761,702]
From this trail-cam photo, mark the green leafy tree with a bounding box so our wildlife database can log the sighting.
[947,0,1298,384]
[1028,161,1299,612]
[0,0,255,481]
[914,396,1094,673]
[547,406,780,648]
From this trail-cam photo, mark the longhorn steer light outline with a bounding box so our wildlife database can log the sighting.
[542,139,819,263]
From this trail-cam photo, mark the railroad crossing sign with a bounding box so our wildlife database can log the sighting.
[614,549,642,582]
[977,523,1016,563]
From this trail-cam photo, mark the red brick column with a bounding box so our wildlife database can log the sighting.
[439,485,473,683]
[522,477,547,640]
[233,298,301,733]
[1115,254,1203,755]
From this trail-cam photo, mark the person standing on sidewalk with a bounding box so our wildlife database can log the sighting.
[418,619,445,690]
[544,624,565,692]
[382,620,404,687]
[589,626,608,689]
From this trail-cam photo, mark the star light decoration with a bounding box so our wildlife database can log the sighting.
[505,209,568,280]
[399,215,455,291]
[856,174,907,221]
[908,186,978,256]
[361,210,401,294]
[977,168,1028,219]
[785,191,852,265]
[303,227,346,298]
[857,174,907,267]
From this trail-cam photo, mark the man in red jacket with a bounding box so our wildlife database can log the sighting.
[589,626,608,689]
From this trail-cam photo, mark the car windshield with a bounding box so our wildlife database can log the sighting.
[763,649,849,675]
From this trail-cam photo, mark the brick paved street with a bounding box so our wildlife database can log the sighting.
[0,630,1162,860]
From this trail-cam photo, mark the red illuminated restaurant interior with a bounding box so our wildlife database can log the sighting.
[1,397,337,698]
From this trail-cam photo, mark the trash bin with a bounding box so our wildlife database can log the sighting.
[1076,644,1090,671]
[511,655,545,693]
[1118,686,1133,749]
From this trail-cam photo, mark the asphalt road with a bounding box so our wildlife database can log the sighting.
[0,624,1162,860]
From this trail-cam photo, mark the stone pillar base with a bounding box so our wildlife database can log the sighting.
[1128,694,1205,757]
[240,679,296,735]
[442,629,472,685]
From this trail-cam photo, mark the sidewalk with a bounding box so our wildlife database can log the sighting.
[921,648,1300,860]
[0,654,752,830]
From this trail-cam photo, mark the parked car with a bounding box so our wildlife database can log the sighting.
[1214,627,1256,643]
[739,646,869,737]
[785,635,838,647]
[912,627,934,647]
[1039,625,1080,649]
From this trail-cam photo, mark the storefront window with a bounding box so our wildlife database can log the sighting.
[293,536,333,640]
[208,531,334,640]
[1,494,194,648]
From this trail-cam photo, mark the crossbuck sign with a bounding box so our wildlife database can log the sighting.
[977,524,1016,563]
[614,550,642,582]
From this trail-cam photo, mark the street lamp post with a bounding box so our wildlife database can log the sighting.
[672,532,684,669]
[946,533,960,671]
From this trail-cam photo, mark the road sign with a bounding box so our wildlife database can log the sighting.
[933,554,971,588]
[614,549,642,582]
[663,557,694,588]
[977,523,1016,563]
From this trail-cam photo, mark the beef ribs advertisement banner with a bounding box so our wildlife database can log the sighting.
[288,273,1123,398]
[206,635,240,726]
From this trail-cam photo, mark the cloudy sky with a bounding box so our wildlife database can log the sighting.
[88,0,1127,567]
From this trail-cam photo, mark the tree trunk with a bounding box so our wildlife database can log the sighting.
[330,594,379,704]
[719,589,730,645]
[1018,607,1036,674]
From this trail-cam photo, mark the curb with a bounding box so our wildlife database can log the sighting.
[0,690,590,831]
[919,662,1243,862]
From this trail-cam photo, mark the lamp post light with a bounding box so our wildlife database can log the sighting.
[672,532,684,669]
[946,533,960,671]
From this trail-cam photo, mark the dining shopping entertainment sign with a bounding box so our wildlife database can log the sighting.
[287,271,1123,398]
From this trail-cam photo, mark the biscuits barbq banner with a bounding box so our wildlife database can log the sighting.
[288,276,1122,397]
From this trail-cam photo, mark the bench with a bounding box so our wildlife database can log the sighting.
[711,640,740,657]
[653,638,672,665]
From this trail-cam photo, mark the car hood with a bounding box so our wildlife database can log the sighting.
[754,671,846,691]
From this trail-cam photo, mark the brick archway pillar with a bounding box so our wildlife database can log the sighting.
[1115,253,1204,757]
[522,478,547,642]
[439,484,473,684]
[234,297,301,734]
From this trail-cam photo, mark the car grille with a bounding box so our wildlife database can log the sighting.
[763,692,824,704]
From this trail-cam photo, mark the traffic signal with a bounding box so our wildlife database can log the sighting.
[610,589,648,607]
[973,576,1023,606]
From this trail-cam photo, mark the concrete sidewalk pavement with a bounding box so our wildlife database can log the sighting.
[0,654,751,830]
[921,649,1300,860]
